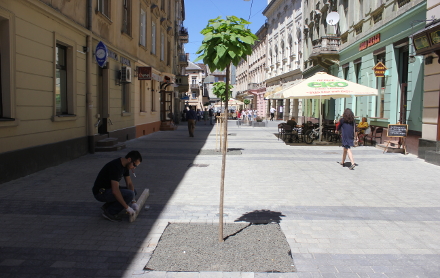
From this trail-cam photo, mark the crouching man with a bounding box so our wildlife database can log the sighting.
[92,150,142,222]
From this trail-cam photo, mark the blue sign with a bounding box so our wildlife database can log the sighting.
[95,41,108,68]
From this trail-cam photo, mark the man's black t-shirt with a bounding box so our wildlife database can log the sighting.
[92,158,129,195]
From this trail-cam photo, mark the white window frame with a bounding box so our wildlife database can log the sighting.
[140,9,146,46]
[122,0,131,35]
[53,35,76,121]
[97,0,111,19]
[151,21,156,55]
[0,10,17,126]
[160,31,165,61]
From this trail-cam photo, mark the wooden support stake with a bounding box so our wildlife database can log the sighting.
[129,188,150,223]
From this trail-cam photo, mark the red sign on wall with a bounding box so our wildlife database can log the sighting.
[359,34,381,51]
[137,67,152,80]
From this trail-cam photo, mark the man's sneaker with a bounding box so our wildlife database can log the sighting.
[100,203,109,212]
[102,210,122,222]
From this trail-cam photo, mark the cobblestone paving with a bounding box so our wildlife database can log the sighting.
[1,120,439,277]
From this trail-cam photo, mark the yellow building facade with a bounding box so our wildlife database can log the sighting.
[0,0,187,183]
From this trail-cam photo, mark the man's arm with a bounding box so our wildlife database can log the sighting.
[111,180,129,209]
[124,175,135,191]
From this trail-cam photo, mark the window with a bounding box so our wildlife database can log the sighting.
[281,40,285,61]
[122,0,131,35]
[372,10,383,24]
[0,13,13,121]
[56,44,68,115]
[97,0,110,18]
[160,32,165,61]
[122,83,130,113]
[397,0,411,8]
[151,80,156,111]
[140,80,146,112]
[151,21,156,54]
[140,9,146,46]
[166,39,170,66]
[161,0,165,10]
[167,0,171,19]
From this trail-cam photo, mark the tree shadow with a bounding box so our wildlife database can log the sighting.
[234,209,286,224]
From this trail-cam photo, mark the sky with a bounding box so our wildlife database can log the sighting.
[183,0,269,62]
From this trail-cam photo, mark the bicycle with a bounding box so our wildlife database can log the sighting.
[304,126,320,144]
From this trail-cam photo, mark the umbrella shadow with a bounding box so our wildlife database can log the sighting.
[234,209,286,224]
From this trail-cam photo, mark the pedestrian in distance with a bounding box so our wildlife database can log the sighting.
[92,150,143,222]
[196,109,202,122]
[270,107,276,121]
[187,106,197,137]
[203,108,209,125]
[336,108,357,170]
[208,108,214,125]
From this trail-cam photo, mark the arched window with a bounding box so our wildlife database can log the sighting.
[289,35,293,56]
[281,40,285,61]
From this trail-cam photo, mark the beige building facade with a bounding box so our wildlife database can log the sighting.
[414,0,440,163]
[263,0,303,121]
[0,0,187,183]
[236,23,268,118]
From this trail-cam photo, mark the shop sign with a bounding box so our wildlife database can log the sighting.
[414,35,430,50]
[120,56,131,67]
[372,62,388,77]
[95,41,108,68]
[137,67,152,80]
[430,29,440,45]
[108,50,118,61]
[308,82,348,88]
[359,33,381,51]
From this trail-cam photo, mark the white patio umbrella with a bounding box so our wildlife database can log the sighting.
[278,72,378,141]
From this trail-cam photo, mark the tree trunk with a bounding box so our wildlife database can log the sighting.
[219,65,230,242]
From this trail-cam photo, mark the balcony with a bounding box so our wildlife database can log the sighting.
[190,84,200,89]
[178,53,189,67]
[175,75,189,92]
[310,36,341,69]
[179,26,189,43]
[248,83,259,90]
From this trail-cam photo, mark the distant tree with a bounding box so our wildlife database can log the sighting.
[212,82,233,103]
[195,16,257,242]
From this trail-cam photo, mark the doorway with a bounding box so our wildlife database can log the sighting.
[397,45,409,124]
[160,91,173,122]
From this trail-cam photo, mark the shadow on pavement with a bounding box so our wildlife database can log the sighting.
[234,209,286,224]
[0,122,215,277]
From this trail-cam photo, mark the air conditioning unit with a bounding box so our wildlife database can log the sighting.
[121,66,132,83]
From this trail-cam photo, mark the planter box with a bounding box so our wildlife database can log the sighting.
[252,122,265,127]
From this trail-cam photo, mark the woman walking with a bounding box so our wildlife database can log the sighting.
[337,108,357,170]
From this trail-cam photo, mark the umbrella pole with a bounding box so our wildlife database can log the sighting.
[319,95,322,142]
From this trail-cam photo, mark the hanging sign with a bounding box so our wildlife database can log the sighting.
[95,41,108,68]
[137,67,152,80]
[372,62,388,77]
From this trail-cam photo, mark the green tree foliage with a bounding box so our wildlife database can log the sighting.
[212,82,233,103]
[243,99,250,105]
[194,16,258,71]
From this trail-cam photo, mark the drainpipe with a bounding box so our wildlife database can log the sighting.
[86,0,95,153]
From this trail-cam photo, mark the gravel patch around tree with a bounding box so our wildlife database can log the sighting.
[145,223,296,273]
